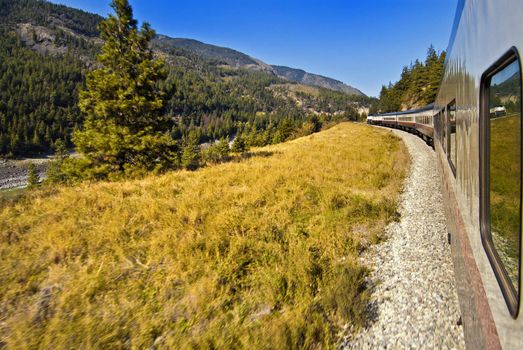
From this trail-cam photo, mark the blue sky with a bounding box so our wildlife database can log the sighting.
[50,0,457,97]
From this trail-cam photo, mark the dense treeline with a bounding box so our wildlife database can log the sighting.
[0,0,99,156]
[0,0,371,158]
[375,46,445,113]
[0,28,85,156]
[294,87,374,115]
[159,46,367,144]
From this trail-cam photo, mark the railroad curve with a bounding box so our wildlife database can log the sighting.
[342,128,465,349]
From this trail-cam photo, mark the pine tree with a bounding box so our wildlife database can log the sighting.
[181,132,201,170]
[378,46,446,111]
[27,163,39,187]
[216,136,230,159]
[72,0,171,177]
[203,136,230,164]
[231,133,248,153]
[53,139,69,161]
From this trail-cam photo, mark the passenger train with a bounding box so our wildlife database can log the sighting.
[368,0,523,348]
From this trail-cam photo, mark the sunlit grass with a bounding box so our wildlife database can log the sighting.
[0,123,408,349]
[490,115,521,286]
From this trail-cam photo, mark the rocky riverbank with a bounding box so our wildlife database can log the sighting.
[0,158,50,190]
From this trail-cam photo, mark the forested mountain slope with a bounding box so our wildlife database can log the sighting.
[375,46,445,113]
[272,65,365,96]
[153,35,365,95]
[0,0,369,157]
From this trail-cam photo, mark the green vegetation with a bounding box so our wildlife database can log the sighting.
[180,132,201,171]
[488,59,521,288]
[0,187,26,209]
[490,115,521,284]
[0,123,409,349]
[231,134,249,153]
[0,27,85,156]
[70,0,174,179]
[202,137,231,164]
[375,46,445,113]
[0,0,372,159]
[0,0,103,156]
[27,163,39,187]
[490,73,522,114]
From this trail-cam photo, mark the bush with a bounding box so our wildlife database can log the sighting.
[203,137,230,164]
[27,164,39,188]
[231,133,249,153]
[181,132,201,170]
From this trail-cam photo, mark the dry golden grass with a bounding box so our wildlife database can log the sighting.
[0,123,408,349]
[0,188,25,210]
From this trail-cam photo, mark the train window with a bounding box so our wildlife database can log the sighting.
[447,101,457,176]
[480,49,522,318]
[435,112,441,142]
[437,110,445,145]
[441,109,447,153]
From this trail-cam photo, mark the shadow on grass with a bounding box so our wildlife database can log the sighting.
[0,188,26,210]
[202,150,279,168]
[237,150,279,160]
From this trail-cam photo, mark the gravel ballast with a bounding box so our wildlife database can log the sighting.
[342,128,465,349]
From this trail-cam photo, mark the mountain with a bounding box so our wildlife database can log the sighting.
[153,36,273,72]
[0,0,371,157]
[2,0,364,95]
[153,35,365,96]
[271,65,365,96]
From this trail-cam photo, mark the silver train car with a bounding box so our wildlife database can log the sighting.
[435,0,522,348]
[367,104,435,145]
[369,0,523,348]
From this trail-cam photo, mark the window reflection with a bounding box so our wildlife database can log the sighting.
[448,102,457,173]
[441,110,447,153]
[489,59,521,295]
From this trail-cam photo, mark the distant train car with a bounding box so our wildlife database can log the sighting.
[368,1,523,348]
[368,104,435,145]
[434,0,523,348]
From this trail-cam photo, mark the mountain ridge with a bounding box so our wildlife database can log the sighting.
[153,35,365,96]
[271,65,365,96]
[6,0,364,95]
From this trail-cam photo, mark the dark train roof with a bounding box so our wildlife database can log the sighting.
[369,103,434,117]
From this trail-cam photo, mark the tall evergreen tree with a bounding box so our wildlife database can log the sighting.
[27,163,39,187]
[181,132,201,170]
[72,0,172,177]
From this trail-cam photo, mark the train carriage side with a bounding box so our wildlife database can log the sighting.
[414,105,435,142]
[382,113,398,128]
[434,0,523,348]
[369,104,435,145]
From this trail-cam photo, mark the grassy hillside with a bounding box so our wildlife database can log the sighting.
[0,123,408,349]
